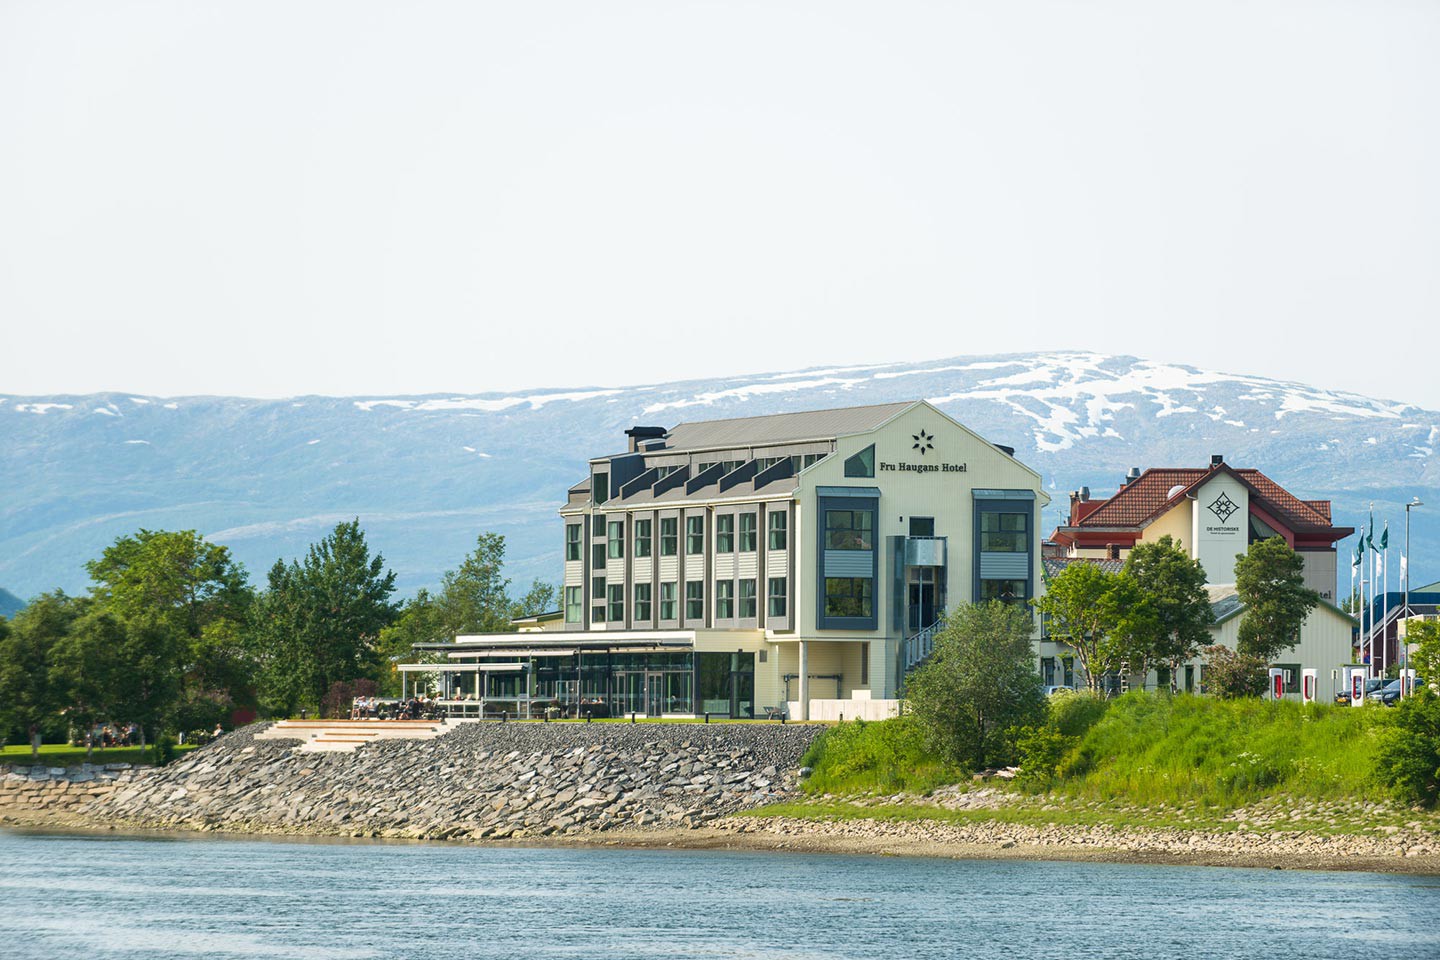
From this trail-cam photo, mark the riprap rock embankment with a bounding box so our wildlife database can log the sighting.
[66,721,821,840]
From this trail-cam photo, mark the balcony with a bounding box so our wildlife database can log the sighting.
[902,535,947,568]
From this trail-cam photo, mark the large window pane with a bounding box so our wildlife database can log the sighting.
[739,579,757,618]
[981,512,1029,553]
[660,518,678,556]
[634,583,651,621]
[634,519,652,558]
[843,445,875,478]
[608,521,625,559]
[564,586,582,623]
[716,514,734,553]
[768,577,787,617]
[768,512,787,550]
[738,514,757,552]
[825,577,874,618]
[608,584,624,623]
[565,523,582,561]
[825,509,874,550]
[980,578,1028,604]
[685,581,705,620]
[715,579,734,619]
[686,516,705,554]
[660,582,677,620]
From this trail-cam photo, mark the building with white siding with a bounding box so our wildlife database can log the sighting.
[406,400,1047,720]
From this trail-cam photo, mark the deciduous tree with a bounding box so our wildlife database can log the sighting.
[1112,536,1213,691]
[1031,562,1124,694]
[905,602,1045,770]
[1234,536,1320,662]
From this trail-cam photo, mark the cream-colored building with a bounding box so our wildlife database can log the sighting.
[407,400,1047,719]
[1043,458,1356,698]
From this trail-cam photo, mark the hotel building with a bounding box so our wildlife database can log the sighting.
[1043,457,1357,695]
[408,400,1048,719]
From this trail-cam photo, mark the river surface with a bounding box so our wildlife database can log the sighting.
[2,829,1438,959]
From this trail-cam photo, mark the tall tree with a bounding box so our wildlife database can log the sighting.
[435,532,514,636]
[254,520,398,713]
[511,579,558,620]
[86,529,256,728]
[50,609,129,760]
[0,593,78,761]
[1112,536,1213,692]
[1234,536,1321,662]
[1031,562,1124,694]
[905,602,1045,770]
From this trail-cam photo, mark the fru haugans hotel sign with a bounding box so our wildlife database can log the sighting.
[878,428,968,474]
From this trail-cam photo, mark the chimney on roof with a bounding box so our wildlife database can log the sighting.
[1211,454,1224,468]
[1080,486,1090,501]
[1124,467,1141,485]
[625,425,667,453]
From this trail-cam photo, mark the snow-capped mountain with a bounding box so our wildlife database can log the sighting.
[2,352,1434,602]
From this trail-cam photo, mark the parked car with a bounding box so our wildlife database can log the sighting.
[1043,685,1075,697]
[1374,678,1426,707]
[1334,678,1386,705]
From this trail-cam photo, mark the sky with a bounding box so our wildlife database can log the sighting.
[2,1,1437,406]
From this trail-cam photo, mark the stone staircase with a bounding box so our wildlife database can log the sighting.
[255,719,456,753]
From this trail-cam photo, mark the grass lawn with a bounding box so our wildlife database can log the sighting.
[1,743,199,767]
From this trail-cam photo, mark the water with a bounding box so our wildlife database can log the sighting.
[2,830,1438,960]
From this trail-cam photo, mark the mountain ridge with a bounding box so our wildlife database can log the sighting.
[3,351,1434,600]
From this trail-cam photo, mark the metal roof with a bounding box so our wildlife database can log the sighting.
[661,401,915,452]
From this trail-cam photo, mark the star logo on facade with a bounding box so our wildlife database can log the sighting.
[912,429,934,455]
[1208,492,1239,524]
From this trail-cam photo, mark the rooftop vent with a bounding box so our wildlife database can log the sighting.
[994,443,1015,457]
[1080,486,1090,501]
[1124,467,1141,485]
[1211,454,1224,468]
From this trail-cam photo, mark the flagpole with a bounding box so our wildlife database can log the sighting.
[1360,523,1369,676]
[1382,523,1390,677]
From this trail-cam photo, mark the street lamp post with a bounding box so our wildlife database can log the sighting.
[1403,497,1423,699]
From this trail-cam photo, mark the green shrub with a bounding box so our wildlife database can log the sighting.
[1048,691,1109,739]
[1202,644,1267,699]
[800,716,963,795]
[1376,688,1440,806]
[1013,724,1076,790]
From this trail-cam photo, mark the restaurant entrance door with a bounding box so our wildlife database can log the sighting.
[646,673,665,717]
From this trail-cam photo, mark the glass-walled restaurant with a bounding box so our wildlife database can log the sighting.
[408,644,755,719]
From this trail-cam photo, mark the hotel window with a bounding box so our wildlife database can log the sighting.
[768,511,788,550]
[716,514,734,553]
[738,514,757,552]
[564,586,582,623]
[592,602,606,623]
[980,512,1029,553]
[660,582,677,620]
[909,516,935,537]
[739,579,757,618]
[634,583,652,621]
[861,642,870,685]
[592,471,609,505]
[825,509,874,550]
[608,584,624,623]
[980,579,1027,605]
[660,518,678,556]
[686,516,705,555]
[843,444,874,478]
[715,580,734,619]
[634,519,652,557]
[565,523,582,561]
[607,520,625,559]
[592,576,606,600]
[803,453,825,468]
[768,577,788,618]
[591,543,606,569]
[825,578,874,619]
[686,581,705,620]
